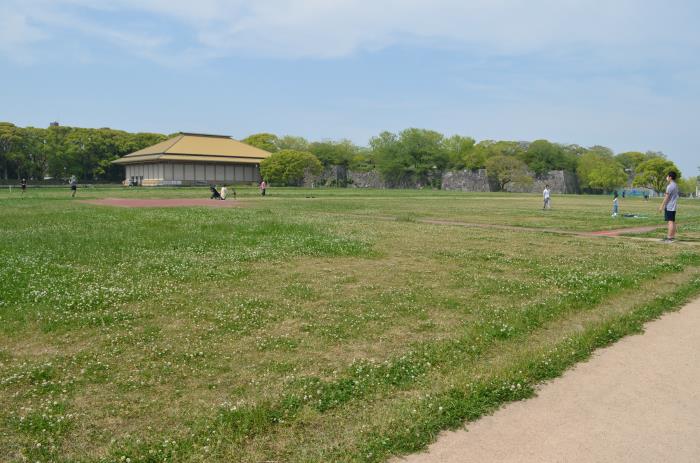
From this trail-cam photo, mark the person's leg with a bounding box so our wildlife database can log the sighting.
[669,220,677,239]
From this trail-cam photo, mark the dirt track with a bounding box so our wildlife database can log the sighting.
[396,297,700,463]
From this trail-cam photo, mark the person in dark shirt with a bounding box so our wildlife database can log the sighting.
[20,178,27,197]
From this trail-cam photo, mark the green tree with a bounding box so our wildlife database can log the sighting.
[371,128,448,187]
[241,133,279,152]
[615,151,646,172]
[485,155,532,191]
[577,151,626,192]
[443,135,475,169]
[677,176,697,196]
[277,135,309,152]
[520,139,577,175]
[19,127,49,180]
[348,147,374,172]
[46,125,73,179]
[259,149,322,186]
[370,131,408,185]
[309,140,358,167]
[587,162,627,191]
[0,122,22,179]
[633,157,681,193]
[462,149,488,170]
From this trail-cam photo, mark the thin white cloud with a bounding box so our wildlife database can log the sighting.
[3,0,698,62]
[0,4,47,63]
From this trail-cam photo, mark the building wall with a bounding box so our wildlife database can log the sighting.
[124,162,260,186]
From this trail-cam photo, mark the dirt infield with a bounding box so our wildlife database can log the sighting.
[80,198,244,208]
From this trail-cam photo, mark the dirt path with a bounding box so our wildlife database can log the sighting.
[395,297,700,463]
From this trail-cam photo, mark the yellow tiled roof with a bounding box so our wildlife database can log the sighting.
[112,133,271,165]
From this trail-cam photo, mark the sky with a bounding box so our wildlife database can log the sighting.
[1,0,698,176]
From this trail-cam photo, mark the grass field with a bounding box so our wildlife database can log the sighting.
[2,186,700,462]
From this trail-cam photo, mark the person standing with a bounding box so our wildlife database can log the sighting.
[69,175,78,198]
[260,179,267,196]
[20,178,27,197]
[658,171,679,242]
[611,191,619,217]
[542,185,551,209]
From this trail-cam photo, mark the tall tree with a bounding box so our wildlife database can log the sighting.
[259,149,322,186]
[277,135,309,152]
[577,151,627,192]
[633,158,681,193]
[371,128,447,187]
[370,131,407,185]
[0,122,22,179]
[309,139,358,167]
[241,133,279,152]
[19,127,49,180]
[521,139,576,175]
[444,135,475,169]
[485,155,532,191]
[615,151,646,172]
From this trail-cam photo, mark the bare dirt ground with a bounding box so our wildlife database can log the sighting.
[396,297,700,463]
[80,198,244,208]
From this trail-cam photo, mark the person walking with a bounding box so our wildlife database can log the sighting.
[260,179,267,196]
[69,175,78,198]
[20,178,27,197]
[658,171,679,242]
[542,185,551,209]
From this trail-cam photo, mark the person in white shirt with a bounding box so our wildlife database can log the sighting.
[220,185,228,200]
[543,185,551,209]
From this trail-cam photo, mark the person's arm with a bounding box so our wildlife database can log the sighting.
[658,191,669,212]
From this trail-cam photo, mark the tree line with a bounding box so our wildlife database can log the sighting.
[248,130,694,193]
[0,122,166,182]
[1,122,694,193]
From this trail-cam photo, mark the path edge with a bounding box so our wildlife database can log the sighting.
[378,274,700,462]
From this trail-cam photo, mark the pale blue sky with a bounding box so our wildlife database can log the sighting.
[1,0,698,176]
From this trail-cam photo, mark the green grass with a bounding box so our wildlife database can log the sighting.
[1,186,700,462]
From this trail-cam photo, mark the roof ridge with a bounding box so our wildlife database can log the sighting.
[179,132,231,138]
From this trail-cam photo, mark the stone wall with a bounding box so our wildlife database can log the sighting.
[304,166,579,193]
[304,167,386,188]
[348,170,386,188]
[504,170,577,194]
[303,165,348,187]
[441,169,492,192]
